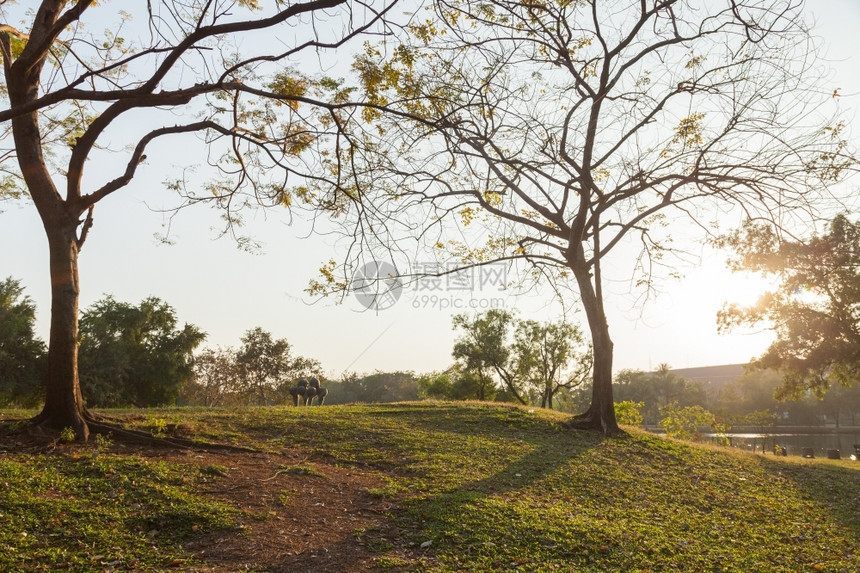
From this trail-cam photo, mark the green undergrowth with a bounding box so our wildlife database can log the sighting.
[0,447,235,571]
[3,402,860,571]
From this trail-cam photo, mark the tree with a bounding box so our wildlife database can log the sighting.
[235,327,320,405]
[183,347,240,407]
[417,370,454,400]
[418,366,495,401]
[450,310,590,407]
[719,215,860,400]
[0,1,397,438]
[659,402,715,441]
[0,277,45,406]
[236,328,293,406]
[319,0,852,433]
[449,369,490,401]
[514,319,591,409]
[649,364,685,409]
[712,369,782,418]
[452,309,525,403]
[77,296,205,407]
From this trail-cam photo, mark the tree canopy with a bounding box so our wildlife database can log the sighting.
[235,327,321,405]
[0,0,397,438]
[452,309,521,402]
[718,214,860,399]
[314,0,854,432]
[451,309,590,407]
[0,277,45,407]
[78,296,206,407]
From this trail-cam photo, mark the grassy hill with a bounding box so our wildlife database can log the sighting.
[1,402,859,572]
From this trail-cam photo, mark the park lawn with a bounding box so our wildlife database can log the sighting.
[1,402,859,572]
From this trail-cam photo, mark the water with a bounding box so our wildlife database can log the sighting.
[704,432,860,459]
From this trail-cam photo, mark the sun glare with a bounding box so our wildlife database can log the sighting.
[612,262,778,371]
[712,270,773,309]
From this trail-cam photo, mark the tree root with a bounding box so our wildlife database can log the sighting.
[562,410,622,435]
[85,418,261,453]
[14,414,260,453]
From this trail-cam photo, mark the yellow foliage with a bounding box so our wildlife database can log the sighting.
[460,206,476,226]
[592,168,610,182]
[268,72,309,111]
[685,55,707,69]
[277,189,291,208]
[483,191,503,206]
[671,112,706,148]
[307,259,346,296]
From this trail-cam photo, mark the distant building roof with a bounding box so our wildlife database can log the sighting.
[669,363,747,386]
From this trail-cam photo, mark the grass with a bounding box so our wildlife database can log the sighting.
[2,402,860,571]
[0,448,235,571]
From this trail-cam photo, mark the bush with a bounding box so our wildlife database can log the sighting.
[615,400,644,426]
[659,402,715,441]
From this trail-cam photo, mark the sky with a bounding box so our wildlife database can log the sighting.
[2,0,859,381]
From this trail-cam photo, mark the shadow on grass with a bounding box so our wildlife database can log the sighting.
[758,454,860,539]
[368,404,612,564]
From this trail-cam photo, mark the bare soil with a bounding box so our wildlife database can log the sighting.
[4,428,415,572]
[167,448,399,572]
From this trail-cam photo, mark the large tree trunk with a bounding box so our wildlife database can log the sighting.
[566,256,620,434]
[30,222,91,440]
[5,3,92,439]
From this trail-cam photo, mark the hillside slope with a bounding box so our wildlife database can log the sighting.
[1,402,859,572]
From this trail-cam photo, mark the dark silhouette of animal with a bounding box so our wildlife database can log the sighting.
[289,378,310,406]
[308,376,328,405]
[288,377,328,406]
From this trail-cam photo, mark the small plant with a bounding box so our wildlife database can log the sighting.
[277,491,291,507]
[659,402,716,441]
[59,427,75,443]
[148,417,168,437]
[93,432,113,450]
[200,465,229,478]
[283,463,327,479]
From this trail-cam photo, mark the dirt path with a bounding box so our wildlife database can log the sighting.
[144,449,402,572]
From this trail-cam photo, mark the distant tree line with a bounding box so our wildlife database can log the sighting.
[324,371,420,405]
[181,327,321,407]
[0,278,324,408]
[0,278,45,407]
[4,276,860,423]
[603,364,860,430]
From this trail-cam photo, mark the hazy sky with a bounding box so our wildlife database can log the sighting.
[2,1,858,380]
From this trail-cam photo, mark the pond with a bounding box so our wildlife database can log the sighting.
[702,431,860,459]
